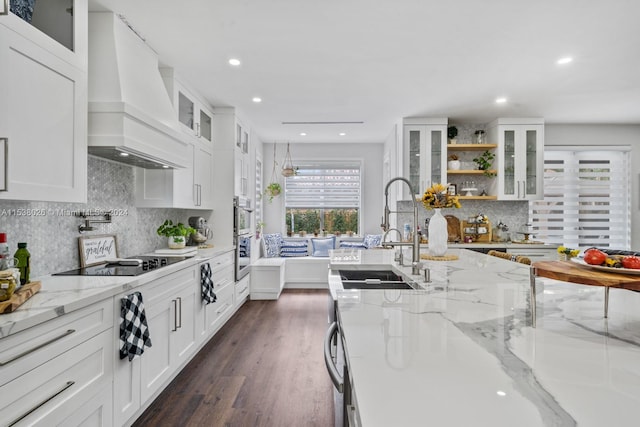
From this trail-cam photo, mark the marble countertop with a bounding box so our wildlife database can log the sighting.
[330,248,640,426]
[0,246,234,338]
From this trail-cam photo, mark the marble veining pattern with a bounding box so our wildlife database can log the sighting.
[330,249,640,426]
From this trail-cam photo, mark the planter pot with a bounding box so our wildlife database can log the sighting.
[447,160,461,170]
[448,138,457,145]
[168,235,186,249]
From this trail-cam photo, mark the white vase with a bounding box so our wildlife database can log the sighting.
[168,235,186,249]
[447,160,461,170]
[428,209,448,256]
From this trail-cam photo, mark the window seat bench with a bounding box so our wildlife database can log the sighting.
[250,257,329,300]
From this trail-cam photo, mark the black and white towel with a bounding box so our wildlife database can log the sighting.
[201,262,217,304]
[119,292,152,361]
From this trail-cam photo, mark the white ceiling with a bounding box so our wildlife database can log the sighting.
[88,0,640,144]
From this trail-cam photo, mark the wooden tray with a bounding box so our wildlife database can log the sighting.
[0,281,42,314]
[444,215,461,242]
[532,261,640,291]
[460,220,492,242]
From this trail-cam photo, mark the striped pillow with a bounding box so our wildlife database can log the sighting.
[280,239,308,257]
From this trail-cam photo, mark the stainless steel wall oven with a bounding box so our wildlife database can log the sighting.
[234,196,252,280]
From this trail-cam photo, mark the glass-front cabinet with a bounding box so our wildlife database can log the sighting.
[488,118,544,201]
[403,118,447,199]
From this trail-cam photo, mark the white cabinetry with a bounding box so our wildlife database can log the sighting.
[0,2,88,203]
[134,143,214,209]
[235,119,251,197]
[196,251,236,339]
[403,118,447,198]
[487,118,544,201]
[0,299,113,426]
[160,68,214,147]
[113,266,198,425]
[235,274,251,307]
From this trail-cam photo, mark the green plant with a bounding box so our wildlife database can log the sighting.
[447,126,458,140]
[265,182,282,202]
[472,150,496,177]
[156,220,196,238]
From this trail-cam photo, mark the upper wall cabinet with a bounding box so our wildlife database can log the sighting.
[487,118,544,201]
[0,0,88,203]
[160,68,214,148]
[402,118,447,199]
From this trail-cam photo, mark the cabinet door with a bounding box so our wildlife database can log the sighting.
[177,89,196,134]
[0,25,87,203]
[403,124,446,198]
[198,106,213,145]
[172,280,199,368]
[497,124,543,200]
[194,145,214,208]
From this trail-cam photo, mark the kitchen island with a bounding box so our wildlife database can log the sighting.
[328,248,640,426]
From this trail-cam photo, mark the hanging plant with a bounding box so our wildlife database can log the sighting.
[265,182,282,202]
[281,142,297,177]
[265,144,282,203]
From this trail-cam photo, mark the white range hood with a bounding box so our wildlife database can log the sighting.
[87,12,189,169]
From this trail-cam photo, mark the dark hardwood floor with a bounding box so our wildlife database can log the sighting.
[133,289,335,427]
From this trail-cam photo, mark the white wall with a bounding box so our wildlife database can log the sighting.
[544,124,640,248]
[262,142,385,235]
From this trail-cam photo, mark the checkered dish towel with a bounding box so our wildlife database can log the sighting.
[119,292,152,361]
[201,262,217,304]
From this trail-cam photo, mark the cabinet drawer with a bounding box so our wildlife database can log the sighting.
[209,252,234,271]
[204,283,234,333]
[235,275,250,303]
[0,328,113,426]
[214,264,234,289]
[142,266,197,306]
[0,299,113,386]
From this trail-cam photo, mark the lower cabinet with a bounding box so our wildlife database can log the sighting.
[198,253,235,338]
[113,265,199,425]
[235,274,251,307]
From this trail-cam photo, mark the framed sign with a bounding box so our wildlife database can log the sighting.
[78,234,119,267]
[448,184,457,196]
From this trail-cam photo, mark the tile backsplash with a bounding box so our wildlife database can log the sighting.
[0,157,193,277]
[397,199,529,240]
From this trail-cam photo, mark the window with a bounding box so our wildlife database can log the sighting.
[529,148,630,249]
[284,161,361,234]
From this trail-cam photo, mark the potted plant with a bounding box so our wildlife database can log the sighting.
[265,182,282,202]
[447,126,458,144]
[157,220,196,249]
[256,221,265,239]
[447,154,461,170]
[472,150,497,177]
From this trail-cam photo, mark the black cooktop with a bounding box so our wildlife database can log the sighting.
[53,255,191,277]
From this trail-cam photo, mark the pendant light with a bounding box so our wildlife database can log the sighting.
[281,143,296,177]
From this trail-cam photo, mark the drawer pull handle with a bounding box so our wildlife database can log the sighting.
[176,297,182,329]
[216,303,230,314]
[0,329,75,366]
[8,381,75,426]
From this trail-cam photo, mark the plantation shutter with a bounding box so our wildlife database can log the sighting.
[529,149,630,249]
[285,161,361,209]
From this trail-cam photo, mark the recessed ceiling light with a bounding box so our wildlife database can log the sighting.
[228,58,241,66]
[496,391,507,397]
[339,132,346,136]
[162,165,169,169]
[300,132,307,136]
[252,97,262,103]
[495,97,507,104]
[557,56,573,65]
[119,152,129,157]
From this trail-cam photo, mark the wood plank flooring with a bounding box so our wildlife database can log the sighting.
[133,289,335,427]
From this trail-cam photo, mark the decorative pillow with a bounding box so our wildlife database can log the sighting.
[280,239,308,257]
[364,234,382,249]
[262,233,283,258]
[339,240,367,249]
[311,237,336,257]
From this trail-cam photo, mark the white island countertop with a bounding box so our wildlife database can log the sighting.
[329,248,640,426]
[0,246,233,338]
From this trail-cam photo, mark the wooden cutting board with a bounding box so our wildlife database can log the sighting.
[444,215,461,242]
[0,281,42,314]
[532,261,640,291]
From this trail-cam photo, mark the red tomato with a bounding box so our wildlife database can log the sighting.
[584,249,607,266]
[621,256,640,269]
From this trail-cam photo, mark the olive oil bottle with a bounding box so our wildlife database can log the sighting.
[14,242,30,286]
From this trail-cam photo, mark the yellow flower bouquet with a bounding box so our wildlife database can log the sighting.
[421,183,461,210]
[557,245,580,261]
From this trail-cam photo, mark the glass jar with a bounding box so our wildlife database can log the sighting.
[473,130,486,144]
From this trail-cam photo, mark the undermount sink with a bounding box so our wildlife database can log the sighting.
[341,281,413,290]
[338,269,405,282]
[338,269,414,290]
